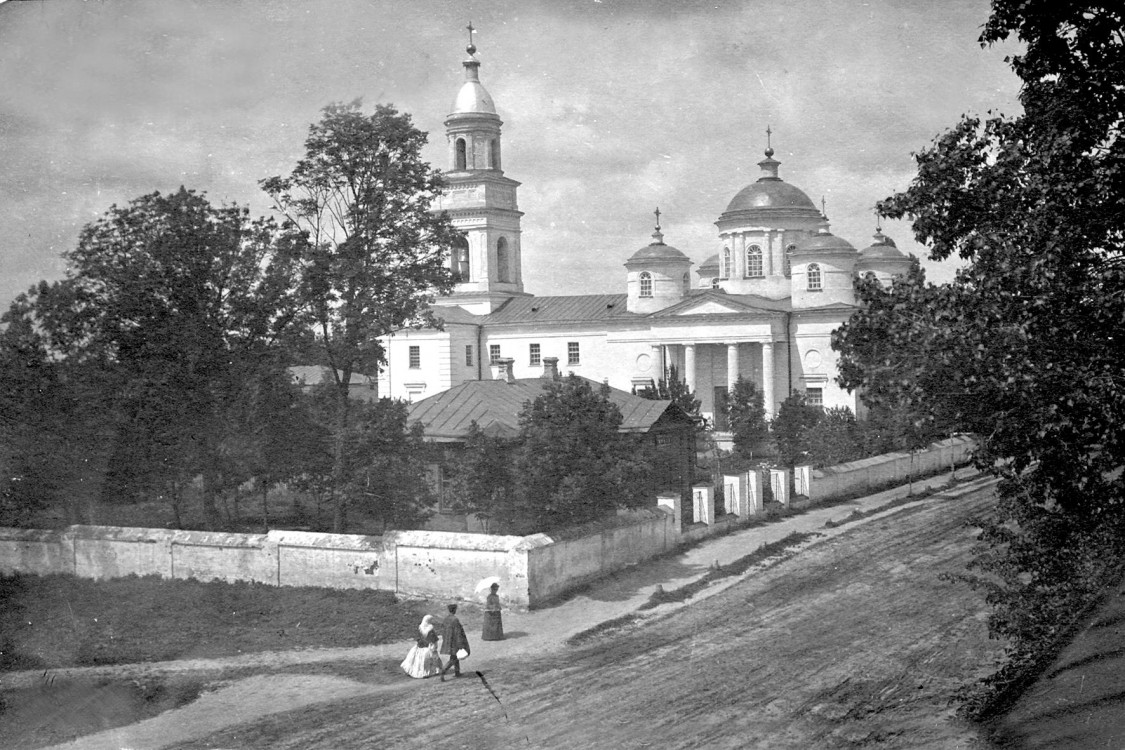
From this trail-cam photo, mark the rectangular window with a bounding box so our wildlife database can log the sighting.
[465,345,473,367]
[529,343,541,366]
[567,341,580,365]
[408,345,420,369]
[489,344,501,364]
[806,387,823,406]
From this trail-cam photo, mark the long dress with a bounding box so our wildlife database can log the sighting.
[400,628,442,678]
[482,592,504,641]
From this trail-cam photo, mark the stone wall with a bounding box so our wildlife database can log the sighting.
[0,437,976,610]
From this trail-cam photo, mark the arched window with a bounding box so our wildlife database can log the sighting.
[745,245,763,278]
[639,271,653,298]
[864,271,878,282]
[452,235,470,281]
[496,237,510,283]
[807,263,822,291]
[711,277,721,289]
[455,138,467,170]
[682,272,690,294]
[721,247,731,278]
[490,139,500,170]
[784,244,797,277]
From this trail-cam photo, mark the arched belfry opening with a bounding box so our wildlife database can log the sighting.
[455,138,467,171]
[490,139,500,170]
[452,235,470,281]
[496,237,510,282]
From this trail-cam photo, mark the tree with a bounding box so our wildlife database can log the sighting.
[2,188,306,529]
[727,376,768,459]
[514,376,651,529]
[446,422,518,533]
[770,393,822,467]
[833,1,1125,710]
[804,407,860,468]
[637,365,702,420]
[262,101,461,532]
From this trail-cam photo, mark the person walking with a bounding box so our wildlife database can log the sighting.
[400,614,443,679]
[481,582,504,641]
[439,603,470,681]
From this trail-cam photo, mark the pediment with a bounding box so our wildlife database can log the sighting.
[674,300,744,315]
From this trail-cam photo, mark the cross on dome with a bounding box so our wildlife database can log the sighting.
[765,124,774,157]
[466,21,476,55]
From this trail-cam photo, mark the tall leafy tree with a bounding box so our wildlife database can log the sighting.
[4,188,306,528]
[262,101,461,531]
[446,422,518,533]
[515,376,651,529]
[833,1,1125,708]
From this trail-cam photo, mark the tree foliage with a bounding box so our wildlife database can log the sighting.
[1,188,307,528]
[262,101,461,531]
[727,376,768,459]
[770,393,822,467]
[832,1,1125,710]
[514,376,652,530]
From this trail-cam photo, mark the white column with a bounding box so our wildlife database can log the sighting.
[727,343,739,392]
[652,344,665,382]
[762,341,776,419]
[684,344,697,395]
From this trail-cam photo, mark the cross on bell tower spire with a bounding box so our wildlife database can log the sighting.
[466,21,476,55]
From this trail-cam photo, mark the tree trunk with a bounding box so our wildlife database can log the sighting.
[201,470,222,530]
[261,482,269,532]
[331,384,351,533]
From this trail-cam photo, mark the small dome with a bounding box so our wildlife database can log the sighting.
[698,254,719,273]
[452,79,496,115]
[793,228,857,255]
[859,230,906,259]
[627,239,690,263]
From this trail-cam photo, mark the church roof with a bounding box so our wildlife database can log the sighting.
[858,230,907,260]
[625,226,691,265]
[408,376,675,441]
[718,149,821,222]
[481,294,635,325]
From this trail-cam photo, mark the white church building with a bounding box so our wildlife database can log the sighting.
[377,41,912,427]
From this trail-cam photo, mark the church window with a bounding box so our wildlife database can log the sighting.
[567,341,581,365]
[711,277,721,289]
[806,387,823,407]
[864,271,878,282]
[683,272,690,294]
[529,343,541,366]
[785,244,797,277]
[455,138,467,170]
[489,344,501,364]
[465,345,474,367]
[807,263,823,291]
[452,235,470,281]
[496,237,510,282]
[746,245,763,278]
[409,346,421,369]
[639,271,653,298]
[490,139,500,170]
[721,247,731,278]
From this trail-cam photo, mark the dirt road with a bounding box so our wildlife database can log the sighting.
[159,482,1002,750]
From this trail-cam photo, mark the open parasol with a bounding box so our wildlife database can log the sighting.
[474,575,501,594]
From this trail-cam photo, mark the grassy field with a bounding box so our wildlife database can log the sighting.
[0,573,434,672]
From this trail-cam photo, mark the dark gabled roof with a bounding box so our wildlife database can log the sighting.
[480,294,636,325]
[649,290,792,317]
[407,376,675,442]
[428,305,484,326]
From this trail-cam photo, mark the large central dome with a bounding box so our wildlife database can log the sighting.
[723,178,818,213]
[717,151,822,227]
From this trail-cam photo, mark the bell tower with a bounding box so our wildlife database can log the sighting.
[432,24,528,314]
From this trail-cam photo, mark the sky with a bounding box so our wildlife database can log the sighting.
[0,0,1024,308]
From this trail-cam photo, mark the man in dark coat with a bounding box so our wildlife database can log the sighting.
[440,603,470,681]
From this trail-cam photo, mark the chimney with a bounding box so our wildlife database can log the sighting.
[491,357,516,383]
[541,357,560,381]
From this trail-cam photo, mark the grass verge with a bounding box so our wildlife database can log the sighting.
[0,573,437,672]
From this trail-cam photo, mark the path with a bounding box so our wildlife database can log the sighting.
[14,470,987,749]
